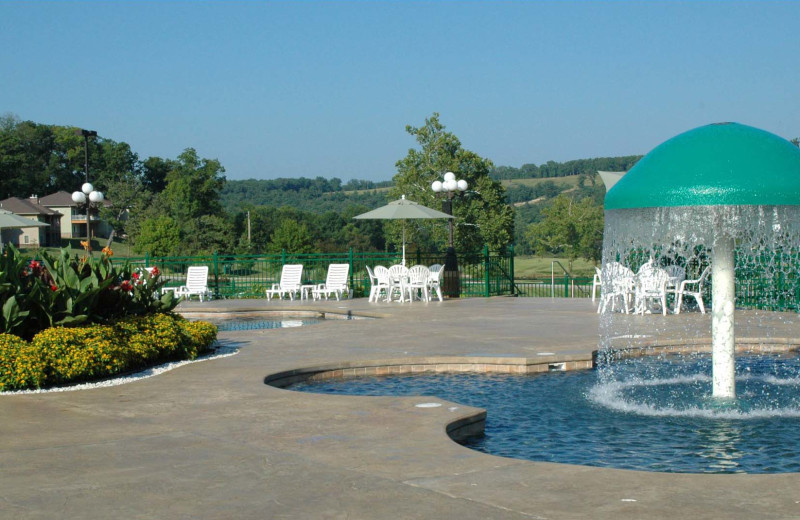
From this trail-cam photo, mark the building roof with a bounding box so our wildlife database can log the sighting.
[39,190,111,208]
[0,197,61,217]
[38,190,77,207]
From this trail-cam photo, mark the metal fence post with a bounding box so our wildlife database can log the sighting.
[213,250,220,299]
[509,244,515,296]
[484,245,491,297]
[145,252,150,268]
[348,247,355,296]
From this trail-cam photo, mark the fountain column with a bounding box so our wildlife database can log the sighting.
[712,235,736,398]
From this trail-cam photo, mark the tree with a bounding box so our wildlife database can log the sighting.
[525,195,604,270]
[389,113,514,253]
[141,156,175,193]
[99,173,152,239]
[182,215,235,254]
[133,216,182,257]
[161,148,226,221]
[267,219,313,254]
[148,148,228,255]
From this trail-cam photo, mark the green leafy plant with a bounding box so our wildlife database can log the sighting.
[0,244,178,340]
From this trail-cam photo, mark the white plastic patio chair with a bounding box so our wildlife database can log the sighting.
[592,266,602,303]
[312,263,351,300]
[427,264,443,302]
[675,265,711,314]
[634,263,671,315]
[174,266,211,301]
[387,264,409,302]
[664,265,686,308]
[405,265,431,302]
[265,264,303,301]
[598,262,635,314]
[370,266,392,302]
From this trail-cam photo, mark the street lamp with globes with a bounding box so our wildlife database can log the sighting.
[431,171,467,298]
[71,129,103,247]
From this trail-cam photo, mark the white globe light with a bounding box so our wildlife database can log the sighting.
[443,171,456,182]
[89,191,104,203]
[456,179,468,192]
[81,182,94,195]
[431,180,443,193]
[71,191,86,204]
[444,179,458,192]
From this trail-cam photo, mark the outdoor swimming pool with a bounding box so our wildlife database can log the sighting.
[291,354,800,474]
[204,316,324,332]
[187,311,363,332]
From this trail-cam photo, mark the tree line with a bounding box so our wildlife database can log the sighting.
[1,113,514,258]
[0,114,388,256]
[490,155,643,180]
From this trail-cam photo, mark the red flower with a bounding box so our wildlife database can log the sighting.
[50,284,58,292]
[120,280,134,292]
[132,272,139,280]
[150,267,160,277]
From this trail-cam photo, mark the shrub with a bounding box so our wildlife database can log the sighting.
[32,325,128,385]
[0,314,217,392]
[0,333,45,391]
[179,319,218,358]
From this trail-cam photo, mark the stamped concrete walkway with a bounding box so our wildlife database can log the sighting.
[1,297,799,519]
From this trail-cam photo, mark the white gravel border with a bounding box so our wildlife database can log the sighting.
[1,342,239,395]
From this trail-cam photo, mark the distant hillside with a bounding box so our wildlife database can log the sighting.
[491,155,641,180]
[220,155,637,214]
[220,177,392,214]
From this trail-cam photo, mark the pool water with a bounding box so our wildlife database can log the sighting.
[202,316,323,332]
[291,355,800,474]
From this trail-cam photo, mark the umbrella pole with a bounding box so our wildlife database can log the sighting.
[402,221,406,266]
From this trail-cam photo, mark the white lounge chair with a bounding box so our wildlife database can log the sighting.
[174,266,211,301]
[312,263,351,300]
[265,264,303,301]
[405,265,431,302]
[675,265,711,314]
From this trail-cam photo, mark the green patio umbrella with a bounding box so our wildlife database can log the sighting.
[353,195,452,265]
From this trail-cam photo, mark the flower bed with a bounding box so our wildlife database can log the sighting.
[0,314,217,391]
[1,244,217,392]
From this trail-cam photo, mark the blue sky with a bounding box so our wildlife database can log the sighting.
[2,1,799,182]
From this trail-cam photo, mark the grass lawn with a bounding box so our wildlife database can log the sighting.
[515,255,596,279]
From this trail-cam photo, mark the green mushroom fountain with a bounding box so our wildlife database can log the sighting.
[603,122,800,399]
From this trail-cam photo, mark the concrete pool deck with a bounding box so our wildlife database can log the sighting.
[2,297,799,519]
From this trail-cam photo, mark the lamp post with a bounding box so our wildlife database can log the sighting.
[432,171,467,298]
[71,129,102,248]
